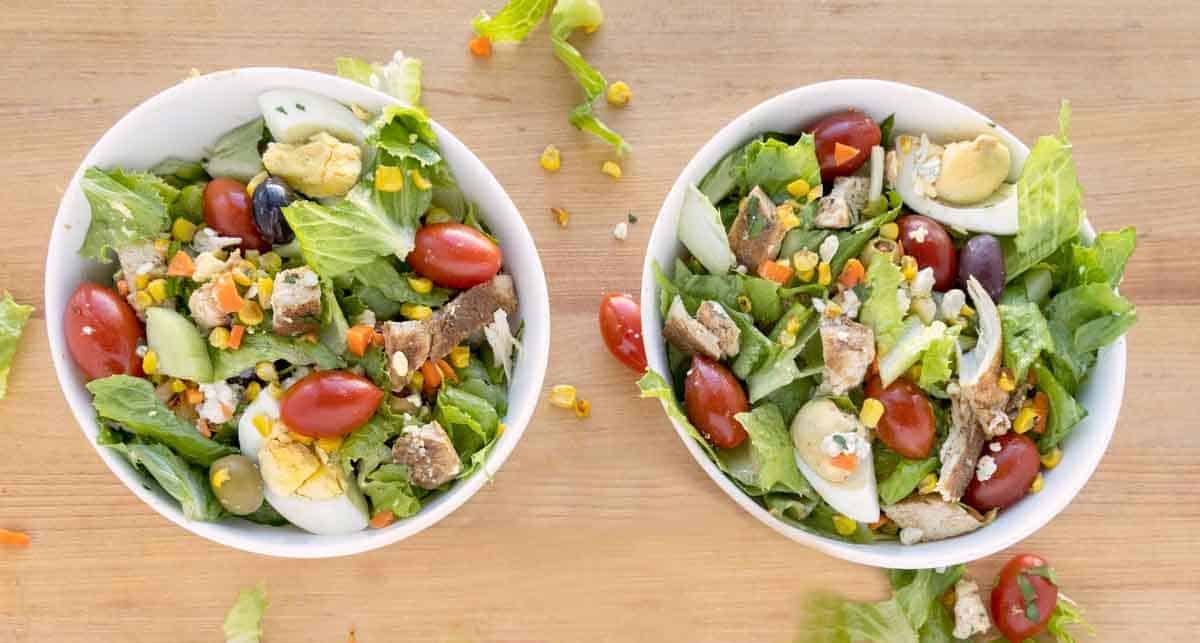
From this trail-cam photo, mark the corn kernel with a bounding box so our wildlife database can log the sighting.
[574,398,592,418]
[450,345,471,369]
[786,179,811,199]
[255,361,278,382]
[256,276,273,308]
[1029,472,1045,493]
[133,291,154,309]
[153,238,171,255]
[210,468,231,489]
[259,252,282,274]
[146,279,168,303]
[601,160,622,179]
[142,349,159,375]
[407,276,433,294]
[232,263,255,287]
[832,515,857,536]
[208,327,230,350]
[551,207,570,228]
[266,382,283,399]
[778,331,797,348]
[908,363,923,382]
[400,303,433,321]
[246,171,269,197]
[172,218,197,242]
[425,207,452,224]
[791,250,819,272]
[900,255,919,281]
[776,203,801,230]
[817,262,832,286]
[169,378,187,393]
[497,422,507,436]
[134,273,151,290]
[549,384,577,409]
[317,436,344,453]
[960,304,975,318]
[918,473,939,495]
[737,295,753,313]
[824,302,843,317]
[606,81,631,106]
[1040,447,1063,469]
[806,184,824,202]
[1013,406,1039,434]
[880,222,900,240]
[786,316,802,336]
[796,268,815,282]
[409,371,424,393]
[409,169,432,191]
[238,300,265,326]
[998,368,1016,392]
[288,431,314,445]
[244,381,262,402]
[860,398,885,428]
[375,165,404,192]
[539,144,561,172]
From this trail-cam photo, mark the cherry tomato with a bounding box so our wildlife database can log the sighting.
[598,293,647,372]
[897,214,958,291]
[408,223,503,289]
[684,356,748,449]
[990,553,1058,641]
[964,432,1040,512]
[64,282,144,380]
[203,177,269,251]
[865,377,935,459]
[280,371,384,437]
[808,110,881,181]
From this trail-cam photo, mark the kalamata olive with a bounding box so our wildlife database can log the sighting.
[251,176,297,246]
[209,454,265,515]
[958,234,1006,301]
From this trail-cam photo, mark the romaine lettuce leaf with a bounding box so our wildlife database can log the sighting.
[877,455,938,505]
[318,279,350,355]
[472,0,553,42]
[369,106,441,167]
[1046,594,1095,643]
[1033,362,1086,452]
[436,386,501,463]
[829,192,903,278]
[78,167,171,262]
[105,441,223,521]
[890,567,963,632]
[351,258,452,308]
[742,276,784,326]
[731,404,812,496]
[210,333,342,381]
[362,463,423,517]
[204,117,266,183]
[1045,283,1136,386]
[223,585,268,643]
[796,567,966,643]
[999,301,1054,383]
[0,292,33,399]
[917,326,958,395]
[860,254,906,353]
[736,135,821,201]
[282,196,416,278]
[1058,226,1136,290]
[878,319,948,387]
[336,51,422,106]
[747,345,805,403]
[549,0,630,154]
[339,412,404,486]
[638,369,720,463]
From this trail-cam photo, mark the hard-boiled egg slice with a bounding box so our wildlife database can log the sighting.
[258,89,367,147]
[791,399,881,524]
[894,134,1018,235]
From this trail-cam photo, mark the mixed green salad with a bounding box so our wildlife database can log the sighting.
[640,102,1136,546]
[66,59,520,535]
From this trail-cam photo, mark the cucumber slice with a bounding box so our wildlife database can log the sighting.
[146,307,213,383]
[678,183,735,276]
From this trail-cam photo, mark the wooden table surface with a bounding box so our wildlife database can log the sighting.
[2,1,1198,641]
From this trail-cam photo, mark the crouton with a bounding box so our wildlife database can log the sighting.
[393,421,462,490]
[819,316,876,395]
[270,267,321,336]
[696,300,740,357]
[428,275,517,361]
[727,186,789,271]
[662,296,722,360]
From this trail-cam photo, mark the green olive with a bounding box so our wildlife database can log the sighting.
[860,237,902,267]
[209,454,265,516]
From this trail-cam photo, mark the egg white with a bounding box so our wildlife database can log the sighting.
[258,89,367,147]
[794,450,880,524]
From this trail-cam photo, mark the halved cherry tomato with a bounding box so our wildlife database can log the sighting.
[684,356,748,449]
[964,432,1040,512]
[864,376,935,459]
[808,110,881,181]
[203,177,268,251]
[408,223,502,289]
[991,553,1058,641]
[897,214,957,291]
[64,282,143,380]
[280,371,384,437]
[598,293,647,372]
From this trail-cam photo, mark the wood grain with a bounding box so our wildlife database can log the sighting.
[2,1,1199,641]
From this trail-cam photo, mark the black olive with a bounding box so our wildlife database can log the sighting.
[252,176,297,246]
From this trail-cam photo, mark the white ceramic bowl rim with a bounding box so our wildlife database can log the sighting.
[641,79,1126,569]
[45,68,550,558]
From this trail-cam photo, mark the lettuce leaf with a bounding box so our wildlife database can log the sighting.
[436,386,501,467]
[1046,594,1096,643]
[1004,102,1084,280]
[638,369,720,463]
[336,51,422,106]
[1033,362,1086,452]
[731,404,812,496]
[369,106,441,167]
[1000,301,1054,383]
[860,254,906,353]
[737,135,821,202]
[204,117,266,183]
[878,319,948,388]
[210,333,342,381]
[78,167,171,262]
[1058,226,1135,290]
[350,258,452,307]
[0,292,33,398]
[362,463,423,517]
[339,412,404,485]
[889,567,964,632]
[473,0,553,42]
[223,585,268,643]
[105,441,223,521]
[917,326,958,395]
[549,0,629,154]
[318,279,350,355]
[877,455,938,505]
[282,196,416,279]
[1045,283,1136,387]
[747,345,804,403]
[796,567,965,643]
[829,192,903,279]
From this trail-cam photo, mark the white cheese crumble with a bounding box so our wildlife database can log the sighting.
[913,134,943,198]
[940,289,966,320]
[976,455,997,482]
[354,309,377,327]
[197,381,240,424]
[837,289,861,320]
[735,264,748,275]
[909,225,929,244]
[192,227,242,253]
[910,267,936,297]
[820,431,870,459]
[612,221,629,240]
[811,298,826,313]
[899,527,924,545]
[989,441,1002,453]
[818,234,840,264]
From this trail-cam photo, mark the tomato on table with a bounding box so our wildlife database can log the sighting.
[408,223,503,289]
[598,293,647,372]
[897,214,958,291]
[684,356,748,449]
[808,110,881,181]
[991,553,1059,641]
[280,371,384,437]
[864,376,935,459]
[64,282,144,380]
[203,177,269,252]
[964,431,1040,512]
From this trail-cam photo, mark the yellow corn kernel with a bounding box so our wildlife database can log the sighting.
[256,276,273,308]
[918,473,939,495]
[407,276,433,294]
[232,263,255,287]
[737,295,753,313]
[960,304,975,318]
[208,326,230,350]
[792,250,819,273]
[899,136,914,154]
[169,378,187,393]
[786,316,802,336]
[778,331,797,348]
[776,203,801,230]
[796,268,815,282]
[400,303,433,321]
[409,371,424,393]
[497,422,507,436]
[549,384,577,409]
[246,171,269,197]
[860,398,885,428]
[908,363,923,382]
[425,207,452,224]
[288,431,314,445]
[601,160,622,179]
[409,169,432,191]
[450,345,471,369]
[133,291,154,309]
[786,178,811,199]
[551,207,570,228]
[142,349,159,375]
[1029,472,1045,493]
[255,361,278,382]
[259,252,282,274]
[539,144,561,172]
[574,398,592,418]
[375,165,404,192]
[1040,447,1063,470]
[806,184,824,202]
[1013,406,1039,434]
[817,262,832,286]
[153,238,171,255]
[880,222,900,241]
[134,273,151,290]
[172,218,197,242]
[317,436,344,453]
[244,381,262,402]
[824,302,843,317]
[266,382,283,399]
[146,279,168,303]
[832,515,857,536]
[238,300,265,326]
[900,255,919,281]
[998,368,1016,392]
[210,468,231,489]
[606,81,631,106]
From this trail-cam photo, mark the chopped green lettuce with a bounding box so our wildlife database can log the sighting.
[1057,227,1136,290]
[888,567,964,632]
[362,463,423,517]
[747,345,805,403]
[436,385,501,473]
[336,51,422,106]
[1046,595,1096,643]
[350,258,452,307]
[0,292,33,398]
[999,302,1054,383]
[223,585,268,643]
[877,455,938,505]
[318,279,350,355]
[860,254,906,352]
[917,326,958,394]
[736,135,821,201]
[339,412,405,486]
[472,0,553,42]
[105,440,223,521]
[829,192,903,278]
[369,106,441,167]
[730,404,811,496]
[1033,362,1086,452]
[677,184,735,276]
[878,319,948,387]
[79,167,171,262]
[638,369,720,463]
[210,333,342,381]
[1045,283,1136,389]
[204,117,266,183]
[698,146,744,204]
[549,0,629,154]
[742,276,784,326]
[282,196,417,279]
[796,567,966,643]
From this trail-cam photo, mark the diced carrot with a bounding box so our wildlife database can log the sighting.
[838,258,866,288]
[0,528,30,547]
[830,453,858,470]
[214,273,243,314]
[228,324,245,350]
[369,511,396,529]
[185,388,203,405]
[346,325,374,357]
[1032,391,1050,434]
[420,360,443,396]
[756,260,794,285]
[468,35,492,58]
[833,142,861,166]
[436,359,459,384]
[116,279,130,296]
[167,251,195,277]
[371,331,385,347]
[868,516,890,530]
[196,419,212,438]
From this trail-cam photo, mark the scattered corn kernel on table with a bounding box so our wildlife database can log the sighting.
[2,1,1199,640]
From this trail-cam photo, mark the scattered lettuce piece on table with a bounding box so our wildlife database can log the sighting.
[105,440,223,521]
[550,0,630,154]
[78,167,171,261]
[336,51,422,106]
[0,292,33,398]
[210,333,343,381]
[638,369,720,463]
[223,584,268,643]
[1046,594,1096,643]
[472,0,553,42]
[796,567,965,643]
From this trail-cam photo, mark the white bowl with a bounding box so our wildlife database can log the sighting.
[641,79,1126,569]
[45,68,550,558]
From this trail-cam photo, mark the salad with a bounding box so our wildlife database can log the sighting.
[641,102,1136,545]
[65,86,520,535]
